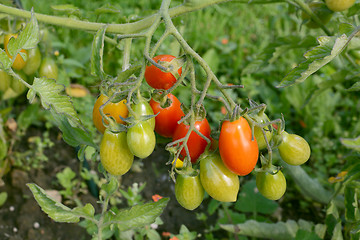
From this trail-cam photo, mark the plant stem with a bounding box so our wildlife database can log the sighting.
[0,0,229,34]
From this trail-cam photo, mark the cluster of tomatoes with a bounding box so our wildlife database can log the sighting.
[0,30,59,99]
[301,0,356,29]
[92,54,311,210]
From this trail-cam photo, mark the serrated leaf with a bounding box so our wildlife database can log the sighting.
[27,183,80,223]
[29,77,82,129]
[348,82,360,91]
[111,198,169,232]
[51,112,96,149]
[278,35,349,88]
[0,49,12,70]
[8,10,39,57]
[91,25,107,80]
[73,203,95,218]
[340,136,360,151]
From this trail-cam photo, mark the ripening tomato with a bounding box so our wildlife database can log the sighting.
[127,121,156,159]
[256,170,286,200]
[252,112,273,150]
[200,153,239,202]
[278,131,311,166]
[172,118,211,164]
[39,57,58,80]
[92,94,128,134]
[23,46,42,75]
[4,33,28,70]
[145,55,182,90]
[301,2,333,29]
[175,173,204,210]
[219,117,259,176]
[325,0,355,12]
[131,99,155,130]
[100,129,134,176]
[149,93,184,138]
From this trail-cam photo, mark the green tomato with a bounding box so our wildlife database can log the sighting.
[127,121,156,159]
[256,170,286,200]
[278,131,311,166]
[11,71,27,94]
[39,57,58,80]
[100,129,134,176]
[0,69,11,92]
[326,0,355,12]
[199,153,239,202]
[301,2,333,29]
[23,46,42,75]
[252,112,273,150]
[175,173,204,210]
[131,99,155,130]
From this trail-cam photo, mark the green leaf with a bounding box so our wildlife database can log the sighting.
[347,82,360,91]
[17,103,40,134]
[27,183,80,223]
[295,229,322,240]
[95,5,121,15]
[28,77,83,129]
[344,185,360,222]
[207,198,221,215]
[201,48,219,75]
[8,10,39,57]
[340,136,360,152]
[91,25,108,80]
[73,204,95,218]
[331,222,343,240]
[51,112,96,149]
[115,65,141,83]
[235,180,278,214]
[278,35,349,88]
[51,4,80,14]
[0,192,7,207]
[0,49,12,70]
[101,176,119,196]
[111,198,169,232]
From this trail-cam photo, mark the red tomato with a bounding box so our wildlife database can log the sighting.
[145,55,182,90]
[149,93,184,138]
[172,118,211,164]
[219,117,259,176]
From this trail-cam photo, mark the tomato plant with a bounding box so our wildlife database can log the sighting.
[145,55,182,90]
[199,153,239,202]
[39,57,58,80]
[100,129,134,176]
[175,172,204,210]
[325,0,356,12]
[252,112,273,150]
[92,94,128,134]
[256,170,286,201]
[0,69,11,92]
[149,93,184,138]
[127,121,156,159]
[172,118,211,163]
[278,131,311,166]
[4,33,28,70]
[219,117,259,176]
[301,2,333,29]
[22,46,42,75]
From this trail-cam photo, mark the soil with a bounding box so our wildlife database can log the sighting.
[0,128,208,240]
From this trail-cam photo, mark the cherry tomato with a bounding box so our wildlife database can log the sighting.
[131,99,155,130]
[256,170,286,200]
[39,57,58,80]
[172,118,211,164]
[0,69,11,92]
[200,153,239,202]
[325,0,355,12]
[127,121,156,159]
[100,129,134,176]
[175,173,204,210]
[149,93,184,138]
[92,94,128,134]
[252,112,273,150]
[4,33,28,70]
[278,131,311,166]
[23,46,42,75]
[301,2,333,29]
[145,55,182,90]
[219,117,259,176]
